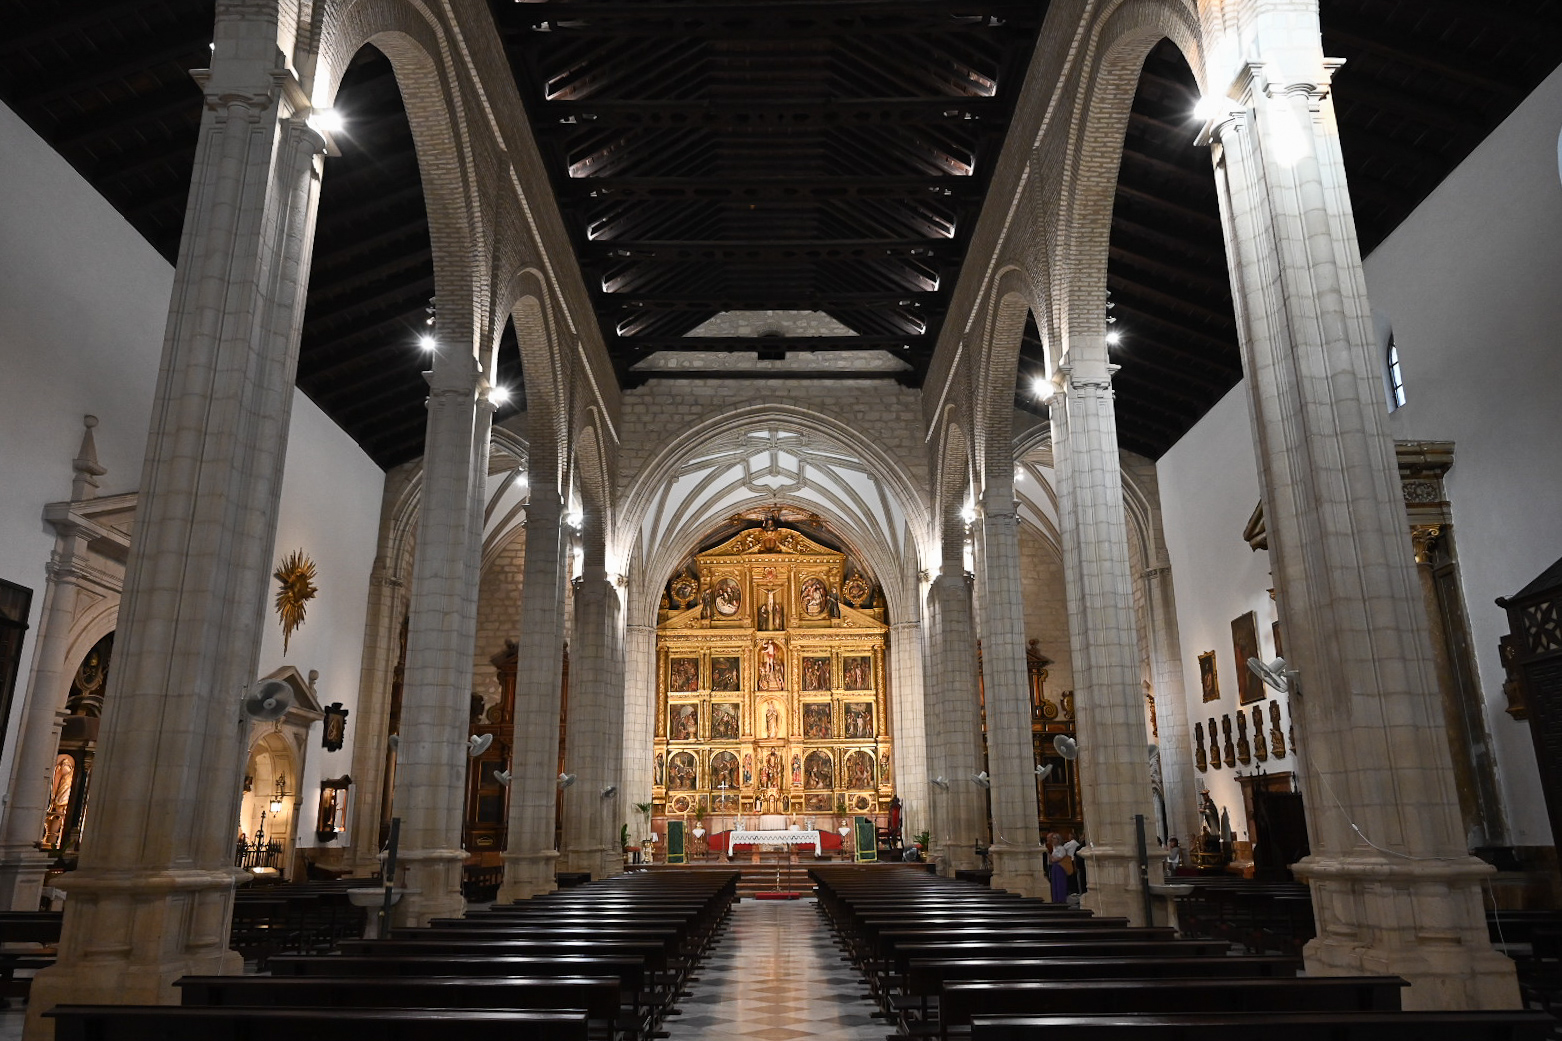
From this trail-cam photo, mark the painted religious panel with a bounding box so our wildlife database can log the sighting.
[711,655,740,692]
[710,751,739,790]
[757,589,784,631]
[712,577,743,619]
[802,702,833,739]
[804,750,834,789]
[1198,650,1219,702]
[710,702,740,741]
[799,576,829,619]
[1231,611,1265,705]
[845,750,875,790]
[757,639,785,690]
[667,751,698,789]
[842,654,872,690]
[843,701,874,739]
[669,703,699,741]
[802,656,831,691]
[669,657,700,693]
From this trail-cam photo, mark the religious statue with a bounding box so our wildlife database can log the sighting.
[742,753,753,786]
[764,700,780,739]
[791,753,802,788]
[760,751,780,788]
[40,754,73,849]
[758,639,785,691]
[758,588,783,631]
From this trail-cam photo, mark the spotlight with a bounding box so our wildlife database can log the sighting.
[308,108,344,136]
[1105,330,1122,346]
[489,385,511,405]
[1032,376,1054,401]
[1193,96,1225,123]
[418,334,436,351]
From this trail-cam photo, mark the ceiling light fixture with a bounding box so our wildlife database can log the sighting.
[308,108,344,136]
[418,334,436,351]
[489,385,511,405]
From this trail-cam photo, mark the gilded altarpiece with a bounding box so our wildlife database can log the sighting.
[654,525,893,818]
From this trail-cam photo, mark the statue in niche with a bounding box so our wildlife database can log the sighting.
[40,754,73,849]
[1194,723,1207,772]
[1270,700,1287,758]
[1235,712,1252,765]
[1221,714,1236,768]
[1208,717,1221,770]
[760,751,780,789]
[757,640,785,691]
[764,700,780,739]
[758,589,784,631]
[880,751,891,785]
[742,753,753,786]
[654,753,665,787]
[1252,706,1268,761]
[791,753,802,788]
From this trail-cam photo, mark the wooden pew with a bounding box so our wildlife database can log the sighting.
[47,1006,588,1041]
[967,1010,1554,1041]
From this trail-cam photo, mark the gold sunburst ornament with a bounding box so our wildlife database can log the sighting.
[273,549,318,655]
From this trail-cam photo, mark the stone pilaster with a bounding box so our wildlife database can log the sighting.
[1051,365,1161,924]
[23,11,326,1032]
[975,489,1048,894]
[497,485,567,900]
[923,518,988,873]
[1204,26,1517,1006]
[344,557,407,877]
[558,511,625,881]
[888,619,929,847]
[1142,559,1194,848]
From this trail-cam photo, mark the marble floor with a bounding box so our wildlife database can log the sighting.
[670,898,887,1041]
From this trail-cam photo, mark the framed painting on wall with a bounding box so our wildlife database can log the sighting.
[1198,650,1219,702]
[1231,611,1266,705]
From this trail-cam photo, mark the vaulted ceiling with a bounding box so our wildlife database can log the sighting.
[3,1,1560,467]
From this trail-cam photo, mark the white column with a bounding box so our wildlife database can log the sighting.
[1204,25,1517,1006]
[621,617,658,842]
[922,524,987,873]
[558,510,624,880]
[24,11,326,1030]
[1142,559,1194,849]
[498,485,567,900]
[344,554,408,877]
[1051,364,1161,924]
[888,619,929,846]
[976,488,1048,894]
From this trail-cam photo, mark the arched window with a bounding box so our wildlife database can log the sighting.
[1386,336,1407,410]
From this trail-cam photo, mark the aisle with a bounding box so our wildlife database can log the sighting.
[671,898,885,1041]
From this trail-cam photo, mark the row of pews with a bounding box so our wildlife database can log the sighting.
[811,865,1553,1041]
[46,869,740,1041]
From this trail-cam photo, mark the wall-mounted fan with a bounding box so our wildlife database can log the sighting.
[1053,734,1078,760]
[1036,763,1054,780]
[1246,655,1291,694]
[929,776,950,791]
[972,771,991,789]
[493,770,513,788]
[557,772,576,789]
[468,733,493,757]
[242,679,292,721]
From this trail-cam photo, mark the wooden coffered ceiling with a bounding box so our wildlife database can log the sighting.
[2,0,1560,466]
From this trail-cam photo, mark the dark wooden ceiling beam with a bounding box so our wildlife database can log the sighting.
[1322,22,1527,101]
[628,368,918,382]
[587,238,950,261]
[14,39,211,110]
[563,176,980,199]
[619,335,926,351]
[503,0,1044,37]
[606,293,931,310]
[540,97,1006,129]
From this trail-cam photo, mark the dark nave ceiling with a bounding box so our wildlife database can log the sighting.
[3,1,1561,467]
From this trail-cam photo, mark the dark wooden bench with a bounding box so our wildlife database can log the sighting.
[47,1006,587,1041]
[939,977,1408,1040]
[967,1010,1554,1041]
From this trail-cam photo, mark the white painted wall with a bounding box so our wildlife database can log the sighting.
[0,101,386,854]
[1363,62,1562,847]
[1156,384,1288,844]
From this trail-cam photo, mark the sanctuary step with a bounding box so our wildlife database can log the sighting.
[636,861,929,899]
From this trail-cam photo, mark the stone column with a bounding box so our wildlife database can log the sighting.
[922,524,987,873]
[888,619,929,847]
[344,553,408,877]
[558,509,624,880]
[975,488,1049,894]
[23,14,326,1032]
[1050,363,1161,924]
[621,617,658,843]
[1142,556,1194,848]
[1204,29,1517,1006]
[497,483,567,900]
[390,352,491,927]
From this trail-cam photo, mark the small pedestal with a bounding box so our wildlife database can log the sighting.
[347,887,416,939]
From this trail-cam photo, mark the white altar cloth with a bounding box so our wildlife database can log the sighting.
[727,829,822,856]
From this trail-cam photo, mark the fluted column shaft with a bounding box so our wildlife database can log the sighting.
[976,490,1048,894]
[498,488,567,899]
[1051,364,1161,924]
[1204,21,1516,1005]
[25,11,326,1030]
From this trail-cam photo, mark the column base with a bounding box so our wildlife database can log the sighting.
[1077,842,1157,926]
[499,849,559,902]
[559,844,620,882]
[24,867,244,1041]
[392,848,466,927]
[989,844,1050,898]
[935,841,984,876]
[1293,851,1520,1009]
[0,846,55,912]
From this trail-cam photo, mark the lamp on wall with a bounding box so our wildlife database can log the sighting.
[269,777,288,815]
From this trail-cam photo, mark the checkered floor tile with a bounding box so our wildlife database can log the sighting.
[671,898,887,1040]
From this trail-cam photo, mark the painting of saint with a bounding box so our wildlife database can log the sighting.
[757,639,785,691]
[668,751,697,789]
[843,702,874,739]
[842,655,872,690]
[800,577,828,618]
[742,753,753,786]
[711,751,738,790]
[845,750,874,790]
[655,752,665,787]
[711,656,740,692]
[1231,611,1265,705]
[670,703,699,741]
[791,753,802,788]
[713,577,742,618]
[1198,650,1219,702]
[760,751,780,789]
[710,702,740,741]
[802,656,830,691]
[669,657,699,692]
[802,703,832,739]
[763,700,781,739]
[804,751,834,790]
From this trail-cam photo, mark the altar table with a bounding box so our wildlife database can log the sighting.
[727,829,823,856]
